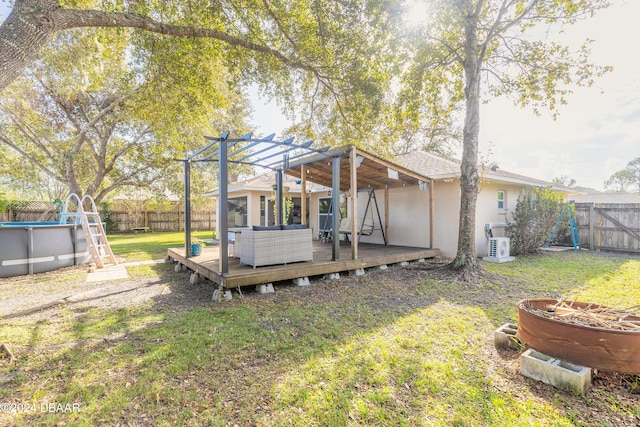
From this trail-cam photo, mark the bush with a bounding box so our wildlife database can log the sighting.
[506,186,563,255]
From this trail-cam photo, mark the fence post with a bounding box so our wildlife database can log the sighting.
[589,203,595,251]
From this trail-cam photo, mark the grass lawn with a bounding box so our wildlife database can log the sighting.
[0,234,638,426]
[107,231,213,261]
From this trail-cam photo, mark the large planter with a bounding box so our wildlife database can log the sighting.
[517,299,640,375]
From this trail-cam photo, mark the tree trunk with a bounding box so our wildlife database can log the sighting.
[452,3,481,271]
[0,0,59,91]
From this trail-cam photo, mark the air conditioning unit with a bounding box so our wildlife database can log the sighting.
[483,237,515,263]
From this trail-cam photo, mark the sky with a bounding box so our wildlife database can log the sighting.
[2,1,638,191]
[252,0,640,192]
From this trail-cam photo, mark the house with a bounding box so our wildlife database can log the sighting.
[206,146,577,259]
[396,150,579,257]
[568,187,640,204]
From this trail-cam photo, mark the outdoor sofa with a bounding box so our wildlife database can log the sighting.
[240,224,313,268]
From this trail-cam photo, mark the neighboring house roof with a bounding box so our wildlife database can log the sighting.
[396,149,579,194]
[570,191,640,203]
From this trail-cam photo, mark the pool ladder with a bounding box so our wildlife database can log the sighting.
[59,194,117,269]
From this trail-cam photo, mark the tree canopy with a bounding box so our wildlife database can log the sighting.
[0,0,408,149]
[605,157,640,192]
[0,22,252,203]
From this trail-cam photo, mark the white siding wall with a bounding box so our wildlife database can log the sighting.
[387,187,430,247]
[432,180,461,257]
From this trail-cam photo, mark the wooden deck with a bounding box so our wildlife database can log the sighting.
[167,241,439,288]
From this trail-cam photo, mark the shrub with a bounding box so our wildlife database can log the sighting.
[506,186,564,255]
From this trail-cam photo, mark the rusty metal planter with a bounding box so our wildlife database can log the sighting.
[517,299,640,375]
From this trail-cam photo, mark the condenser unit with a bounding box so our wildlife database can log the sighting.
[482,237,515,263]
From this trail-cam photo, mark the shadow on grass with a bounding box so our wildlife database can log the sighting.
[2,252,639,426]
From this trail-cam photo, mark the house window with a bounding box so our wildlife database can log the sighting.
[497,190,506,212]
[228,196,247,228]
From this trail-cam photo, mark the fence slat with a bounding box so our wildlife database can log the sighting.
[575,203,640,253]
[0,205,216,233]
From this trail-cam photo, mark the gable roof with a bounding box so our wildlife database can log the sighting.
[396,149,579,193]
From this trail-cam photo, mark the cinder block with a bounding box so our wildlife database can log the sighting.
[293,277,310,286]
[398,261,409,267]
[256,283,275,294]
[494,323,521,350]
[349,268,365,276]
[376,264,388,270]
[189,273,201,284]
[324,273,340,280]
[520,349,592,395]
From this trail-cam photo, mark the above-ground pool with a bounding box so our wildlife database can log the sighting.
[0,222,92,278]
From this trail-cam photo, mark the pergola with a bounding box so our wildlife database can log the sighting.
[178,132,435,276]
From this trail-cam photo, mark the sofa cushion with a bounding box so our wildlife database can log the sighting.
[282,224,308,230]
[252,225,281,231]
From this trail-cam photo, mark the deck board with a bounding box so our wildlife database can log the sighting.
[168,242,439,288]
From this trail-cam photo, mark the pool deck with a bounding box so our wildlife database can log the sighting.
[167,241,439,288]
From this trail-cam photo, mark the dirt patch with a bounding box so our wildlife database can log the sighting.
[0,262,214,323]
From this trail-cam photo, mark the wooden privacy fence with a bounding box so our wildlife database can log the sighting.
[107,210,216,232]
[574,203,640,254]
[0,204,216,233]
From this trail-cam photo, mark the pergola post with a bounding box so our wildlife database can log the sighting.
[219,136,229,274]
[184,160,192,257]
[331,156,340,261]
[301,166,307,225]
[276,169,283,225]
[350,146,358,260]
[429,179,435,249]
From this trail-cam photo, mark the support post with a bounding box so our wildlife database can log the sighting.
[276,169,283,225]
[332,156,340,261]
[384,186,389,243]
[589,203,595,251]
[184,160,192,257]
[350,146,358,260]
[429,179,435,249]
[219,136,229,274]
[301,166,307,225]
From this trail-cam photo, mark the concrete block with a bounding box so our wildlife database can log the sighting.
[494,323,521,350]
[189,273,201,285]
[256,283,275,294]
[520,349,592,395]
[223,290,233,301]
[416,258,426,263]
[398,261,409,267]
[293,277,310,286]
[324,273,340,280]
[349,268,365,277]
[376,264,388,270]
